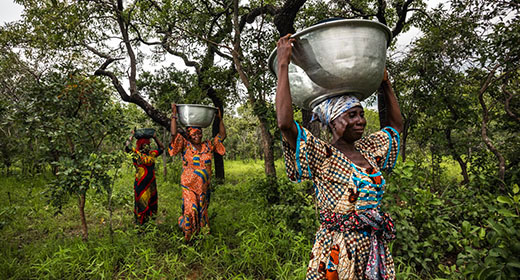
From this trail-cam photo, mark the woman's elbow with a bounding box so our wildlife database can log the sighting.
[391,120,404,134]
[277,120,293,132]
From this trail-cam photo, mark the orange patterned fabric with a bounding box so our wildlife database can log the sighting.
[169,133,225,240]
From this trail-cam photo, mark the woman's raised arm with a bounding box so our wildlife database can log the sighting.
[170,103,178,138]
[379,69,403,133]
[217,108,226,141]
[152,131,165,151]
[275,34,298,149]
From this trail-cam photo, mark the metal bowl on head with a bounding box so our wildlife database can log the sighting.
[268,19,392,109]
[134,128,156,139]
[176,104,217,128]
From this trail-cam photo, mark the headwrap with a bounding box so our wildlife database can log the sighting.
[311,95,362,128]
[187,126,202,137]
[136,138,150,151]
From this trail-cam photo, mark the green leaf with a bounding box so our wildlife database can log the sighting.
[462,220,471,234]
[497,209,518,217]
[431,199,442,206]
[479,227,486,239]
[497,196,513,205]
[506,262,520,269]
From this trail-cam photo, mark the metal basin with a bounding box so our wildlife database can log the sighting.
[268,19,392,109]
[135,128,155,139]
[176,104,217,128]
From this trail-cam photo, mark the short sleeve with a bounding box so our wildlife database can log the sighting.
[169,134,187,156]
[356,126,400,172]
[210,135,225,155]
[282,122,328,182]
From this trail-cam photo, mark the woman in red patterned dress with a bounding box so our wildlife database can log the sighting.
[169,103,226,241]
[125,130,164,225]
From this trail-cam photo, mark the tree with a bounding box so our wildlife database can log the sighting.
[394,0,520,187]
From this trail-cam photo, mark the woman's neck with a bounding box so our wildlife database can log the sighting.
[332,138,357,154]
[190,141,202,150]
[332,138,371,169]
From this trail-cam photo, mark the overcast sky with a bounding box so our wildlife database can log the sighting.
[0,1,23,24]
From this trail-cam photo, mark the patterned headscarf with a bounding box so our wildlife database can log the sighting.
[136,138,151,151]
[311,95,362,128]
[187,127,202,137]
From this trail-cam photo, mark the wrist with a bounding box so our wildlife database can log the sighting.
[278,62,289,69]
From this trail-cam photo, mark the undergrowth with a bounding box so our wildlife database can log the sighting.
[1,159,518,279]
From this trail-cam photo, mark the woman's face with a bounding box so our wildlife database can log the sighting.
[140,143,151,154]
[330,106,366,142]
[189,130,202,144]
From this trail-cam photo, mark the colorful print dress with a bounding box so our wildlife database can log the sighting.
[128,147,163,225]
[169,134,225,240]
[282,122,400,280]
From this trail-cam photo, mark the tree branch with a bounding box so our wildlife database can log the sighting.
[478,64,506,186]
[392,0,415,38]
[502,85,520,124]
[239,4,277,31]
[273,0,307,36]
[376,0,387,25]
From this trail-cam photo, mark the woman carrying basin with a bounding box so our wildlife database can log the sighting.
[125,129,165,225]
[274,25,403,280]
[169,103,226,241]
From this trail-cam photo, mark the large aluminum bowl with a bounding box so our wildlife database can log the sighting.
[268,19,392,109]
[176,104,217,128]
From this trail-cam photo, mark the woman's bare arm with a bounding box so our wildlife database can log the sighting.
[275,34,298,149]
[380,69,403,133]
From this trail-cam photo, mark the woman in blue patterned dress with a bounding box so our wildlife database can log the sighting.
[275,34,403,280]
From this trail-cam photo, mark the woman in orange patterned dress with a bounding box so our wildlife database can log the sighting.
[169,103,226,241]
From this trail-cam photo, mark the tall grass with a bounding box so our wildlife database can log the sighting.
[0,160,310,279]
[3,158,510,279]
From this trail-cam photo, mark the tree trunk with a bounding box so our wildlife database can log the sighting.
[478,68,506,188]
[162,128,168,178]
[107,168,119,243]
[78,193,88,241]
[259,117,277,177]
[377,90,388,129]
[444,129,469,185]
[302,109,321,138]
[211,104,225,181]
[401,118,410,162]
[274,0,308,36]
[231,0,275,178]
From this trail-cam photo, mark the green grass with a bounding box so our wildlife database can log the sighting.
[0,160,310,279]
[2,158,511,279]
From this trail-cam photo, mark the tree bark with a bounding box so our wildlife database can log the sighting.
[478,69,506,188]
[274,0,307,36]
[444,128,469,185]
[503,86,520,124]
[78,193,88,241]
[377,90,388,129]
[162,128,168,177]
[259,116,277,177]
[207,90,225,180]
[231,0,276,177]
[401,118,410,162]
